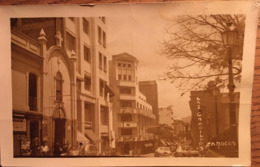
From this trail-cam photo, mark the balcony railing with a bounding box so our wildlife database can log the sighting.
[136,109,156,119]
[11,30,40,56]
[120,108,136,114]
[29,97,37,111]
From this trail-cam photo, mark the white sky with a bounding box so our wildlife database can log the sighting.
[106,6,191,118]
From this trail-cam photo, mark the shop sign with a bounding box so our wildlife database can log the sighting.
[13,118,26,132]
[196,97,204,151]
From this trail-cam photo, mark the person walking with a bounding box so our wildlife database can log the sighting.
[78,142,85,156]
[41,141,49,156]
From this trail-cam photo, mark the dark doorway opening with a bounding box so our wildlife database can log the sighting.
[54,119,65,145]
[123,143,130,154]
[30,121,39,140]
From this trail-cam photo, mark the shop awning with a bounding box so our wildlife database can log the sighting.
[85,129,101,143]
[105,84,115,97]
[77,130,89,143]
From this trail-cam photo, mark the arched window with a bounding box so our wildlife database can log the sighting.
[56,72,63,102]
[29,73,37,111]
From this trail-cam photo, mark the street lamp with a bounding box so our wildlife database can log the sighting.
[221,23,238,132]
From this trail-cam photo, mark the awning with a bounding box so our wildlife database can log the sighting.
[85,129,101,143]
[105,84,115,97]
[77,130,89,143]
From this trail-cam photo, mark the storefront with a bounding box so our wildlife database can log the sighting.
[13,111,42,156]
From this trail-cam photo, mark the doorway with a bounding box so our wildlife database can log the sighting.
[54,119,65,145]
[30,121,39,141]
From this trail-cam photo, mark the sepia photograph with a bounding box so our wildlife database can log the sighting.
[0,1,258,166]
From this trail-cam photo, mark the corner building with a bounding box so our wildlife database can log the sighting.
[109,53,156,155]
[11,17,114,156]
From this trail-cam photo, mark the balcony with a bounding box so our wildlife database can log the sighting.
[119,108,137,114]
[118,80,136,87]
[136,109,156,119]
[11,30,40,56]
[119,94,135,100]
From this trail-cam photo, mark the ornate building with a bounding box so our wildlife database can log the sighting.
[11,17,114,156]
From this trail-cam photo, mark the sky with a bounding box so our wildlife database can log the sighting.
[106,5,191,118]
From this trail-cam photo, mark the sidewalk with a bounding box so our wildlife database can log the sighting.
[140,153,154,157]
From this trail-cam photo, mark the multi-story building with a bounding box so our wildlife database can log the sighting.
[11,17,114,156]
[139,81,159,124]
[189,89,239,157]
[158,106,173,126]
[109,53,156,155]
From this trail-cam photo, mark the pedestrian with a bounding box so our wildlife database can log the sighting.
[54,142,63,156]
[41,141,49,156]
[31,137,41,156]
[78,142,85,156]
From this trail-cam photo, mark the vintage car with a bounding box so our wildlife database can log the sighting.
[174,150,200,157]
[154,147,172,157]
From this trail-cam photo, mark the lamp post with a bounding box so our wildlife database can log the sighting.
[221,23,238,134]
[212,87,220,136]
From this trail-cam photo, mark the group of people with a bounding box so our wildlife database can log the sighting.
[32,138,49,156]
[25,137,49,156]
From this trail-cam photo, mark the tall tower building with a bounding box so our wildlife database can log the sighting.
[109,53,156,155]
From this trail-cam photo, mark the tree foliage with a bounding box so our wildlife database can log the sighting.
[160,15,245,94]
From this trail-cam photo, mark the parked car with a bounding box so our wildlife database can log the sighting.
[174,150,200,157]
[60,146,79,156]
[154,147,172,157]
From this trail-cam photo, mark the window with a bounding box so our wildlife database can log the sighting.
[118,63,121,67]
[121,129,132,136]
[56,72,63,102]
[85,103,92,122]
[120,100,132,108]
[66,32,76,52]
[121,114,132,122]
[101,106,108,125]
[128,64,131,68]
[84,45,91,63]
[100,79,104,96]
[99,53,102,69]
[83,18,89,35]
[103,56,107,72]
[103,31,106,48]
[123,75,127,80]
[136,102,139,108]
[98,26,102,44]
[84,75,91,91]
[29,73,37,111]
[118,74,121,80]
[128,75,132,81]
[120,87,131,94]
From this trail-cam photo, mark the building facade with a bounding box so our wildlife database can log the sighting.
[109,53,156,155]
[139,81,159,124]
[11,17,114,156]
[189,89,239,156]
